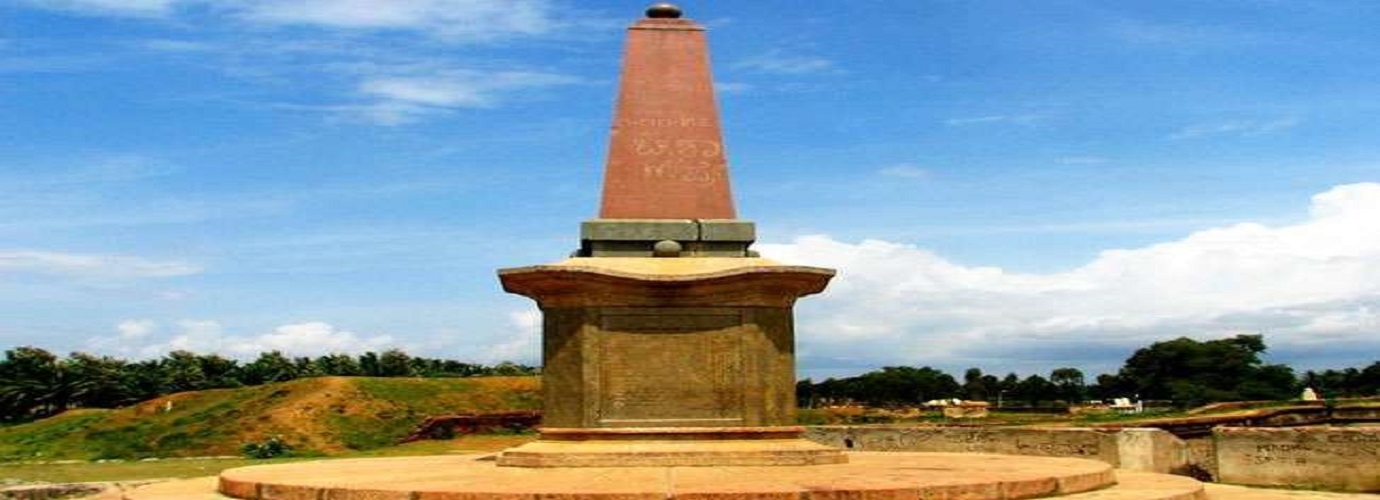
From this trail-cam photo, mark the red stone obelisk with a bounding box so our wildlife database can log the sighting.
[580,3,753,258]
[599,4,735,219]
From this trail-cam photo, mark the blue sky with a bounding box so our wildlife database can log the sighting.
[2,0,1378,380]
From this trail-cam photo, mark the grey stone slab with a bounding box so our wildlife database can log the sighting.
[581,219,698,241]
[698,220,756,242]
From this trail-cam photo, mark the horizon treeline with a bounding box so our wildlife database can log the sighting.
[4,335,1379,424]
[798,335,1380,410]
[0,347,537,423]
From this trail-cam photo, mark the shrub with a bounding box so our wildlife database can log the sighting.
[241,435,293,459]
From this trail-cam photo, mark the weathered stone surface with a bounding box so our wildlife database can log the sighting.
[805,426,1190,474]
[126,453,1156,500]
[499,258,831,435]
[697,219,755,241]
[129,460,1380,500]
[497,428,845,467]
[581,219,699,241]
[1117,428,1190,476]
[598,14,735,220]
[499,258,832,309]
[579,220,755,257]
[1214,426,1380,492]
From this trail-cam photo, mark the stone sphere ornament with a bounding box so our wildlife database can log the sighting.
[645,3,683,19]
[652,239,683,257]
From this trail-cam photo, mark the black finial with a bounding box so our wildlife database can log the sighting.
[646,3,683,19]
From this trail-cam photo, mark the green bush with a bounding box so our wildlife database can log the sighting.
[241,435,293,459]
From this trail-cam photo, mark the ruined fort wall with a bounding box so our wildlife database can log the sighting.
[1214,426,1380,492]
[804,426,1187,473]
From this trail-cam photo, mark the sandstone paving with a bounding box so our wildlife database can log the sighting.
[1203,483,1379,499]
[124,452,1127,500]
[117,463,1380,500]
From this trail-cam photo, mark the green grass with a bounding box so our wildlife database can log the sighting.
[325,377,540,451]
[0,458,271,483]
[0,434,535,484]
[0,377,542,462]
[0,386,283,461]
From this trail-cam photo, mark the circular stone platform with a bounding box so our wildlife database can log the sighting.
[200,452,1128,500]
[123,452,1217,500]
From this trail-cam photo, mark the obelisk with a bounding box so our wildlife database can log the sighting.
[497,3,843,467]
[579,3,754,258]
[598,2,735,220]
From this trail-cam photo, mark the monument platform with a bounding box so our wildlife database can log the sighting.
[122,452,1211,500]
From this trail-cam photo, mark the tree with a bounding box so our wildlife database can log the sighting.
[242,351,297,385]
[358,351,381,376]
[997,372,1020,407]
[2,345,547,421]
[198,354,242,389]
[313,353,361,376]
[1111,334,1295,407]
[378,349,414,377]
[1359,361,1380,396]
[851,366,959,407]
[64,352,132,408]
[1049,367,1086,404]
[796,378,816,408]
[1013,374,1056,407]
[0,347,86,421]
[121,359,169,404]
[1090,373,1121,401]
[962,368,992,401]
[162,351,209,393]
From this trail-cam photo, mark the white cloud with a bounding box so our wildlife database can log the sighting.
[471,309,541,365]
[139,39,216,53]
[760,183,1380,374]
[733,49,836,75]
[163,320,226,353]
[877,164,930,179]
[714,82,753,95]
[19,0,179,17]
[945,114,1044,127]
[22,0,562,40]
[117,319,157,339]
[1108,20,1266,50]
[1057,156,1109,165]
[1169,118,1299,140]
[225,321,397,356]
[234,0,558,40]
[349,69,581,125]
[360,76,489,108]
[0,250,200,278]
[123,320,397,358]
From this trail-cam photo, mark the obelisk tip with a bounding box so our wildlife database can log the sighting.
[645,3,683,19]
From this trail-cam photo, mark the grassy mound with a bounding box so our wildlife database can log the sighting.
[0,376,540,461]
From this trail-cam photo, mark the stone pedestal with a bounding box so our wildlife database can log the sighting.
[497,257,843,466]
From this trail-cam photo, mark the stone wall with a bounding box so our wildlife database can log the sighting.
[1182,436,1217,480]
[804,426,1187,473]
[1214,427,1380,492]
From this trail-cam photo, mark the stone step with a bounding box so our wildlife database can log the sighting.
[123,473,1202,500]
[1063,471,1206,500]
[120,477,221,500]
[125,471,1380,500]
[1202,483,1380,499]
